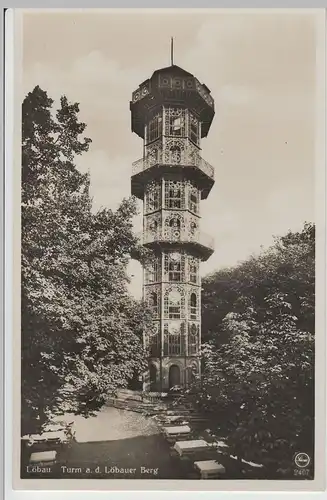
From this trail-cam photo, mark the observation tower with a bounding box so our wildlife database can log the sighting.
[130,45,215,392]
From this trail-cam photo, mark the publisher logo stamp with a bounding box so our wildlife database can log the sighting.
[294,452,311,468]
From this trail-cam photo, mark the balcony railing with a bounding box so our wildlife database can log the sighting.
[137,228,214,251]
[132,151,214,180]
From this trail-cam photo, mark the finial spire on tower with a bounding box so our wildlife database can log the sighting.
[171,37,174,66]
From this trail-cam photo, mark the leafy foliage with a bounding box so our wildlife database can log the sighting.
[186,223,315,477]
[22,86,149,435]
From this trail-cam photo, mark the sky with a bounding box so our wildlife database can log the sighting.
[22,9,316,298]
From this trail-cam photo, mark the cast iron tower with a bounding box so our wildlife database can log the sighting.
[130,57,215,392]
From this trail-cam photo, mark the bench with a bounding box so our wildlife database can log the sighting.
[29,450,57,466]
[194,460,226,479]
[174,439,209,458]
[162,425,191,443]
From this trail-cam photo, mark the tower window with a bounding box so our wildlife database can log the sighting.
[189,259,198,284]
[163,323,185,356]
[166,108,186,137]
[169,334,181,355]
[190,293,197,320]
[165,181,184,209]
[169,117,184,136]
[145,258,160,283]
[189,187,199,213]
[147,113,163,143]
[146,183,160,212]
[188,323,199,355]
[167,290,181,319]
[168,253,181,282]
[189,113,199,145]
[168,185,181,208]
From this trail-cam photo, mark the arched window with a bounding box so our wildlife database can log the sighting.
[190,293,197,320]
[168,290,181,319]
[188,323,198,355]
[167,217,181,241]
[166,108,186,137]
[165,180,184,209]
[163,323,185,356]
[189,258,198,284]
[168,183,181,208]
[169,253,181,282]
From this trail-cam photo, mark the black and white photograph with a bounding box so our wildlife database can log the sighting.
[10,7,325,490]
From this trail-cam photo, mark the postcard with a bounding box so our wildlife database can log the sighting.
[5,7,326,493]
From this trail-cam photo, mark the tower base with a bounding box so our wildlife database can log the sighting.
[144,357,200,392]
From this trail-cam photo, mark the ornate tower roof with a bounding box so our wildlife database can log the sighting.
[130,64,215,140]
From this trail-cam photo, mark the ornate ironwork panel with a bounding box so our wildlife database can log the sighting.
[145,180,162,214]
[188,256,200,285]
[145,284,161,319]
[195,79,214,107]
[187,213,200,242]
[144,256,162,284]
[148,322,160,357]
[164,108,187,137]
[187,181,200,214]
[163,251,186,283]
[144,212,162,243]
[163,284,186,320]
[189,111,200,145]
[145,139,163,167]
[188,322,200,355]
[132,80,150,103]
[163,211,185,242]
[146,111,163,144]
[164,179,186,210]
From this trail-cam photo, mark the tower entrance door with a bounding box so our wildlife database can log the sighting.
[169,364,180,389]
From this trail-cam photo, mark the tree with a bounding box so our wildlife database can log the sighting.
[22,86,149,435]
[183,223,315,478]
